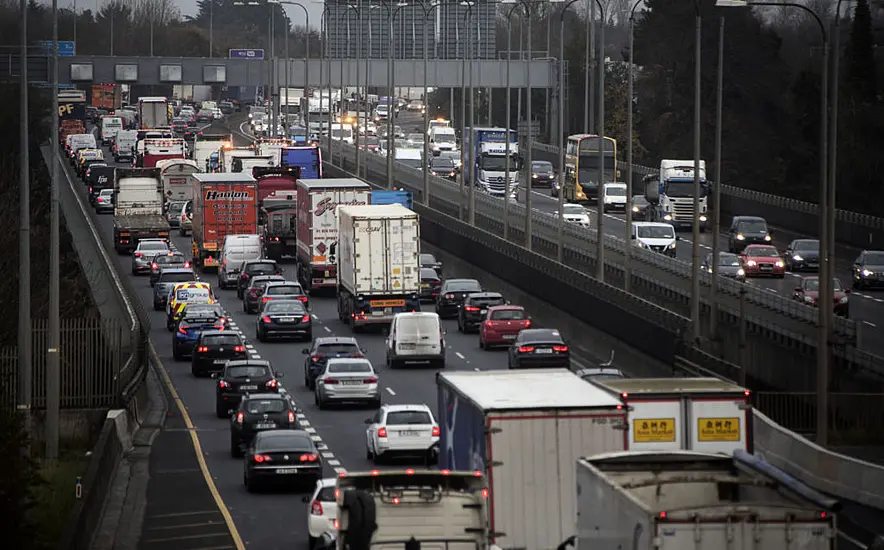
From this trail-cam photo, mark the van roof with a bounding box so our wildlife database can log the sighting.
[592,377,748,396]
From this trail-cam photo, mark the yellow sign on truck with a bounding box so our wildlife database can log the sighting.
[697,417,741,442]
[632,418,676,443]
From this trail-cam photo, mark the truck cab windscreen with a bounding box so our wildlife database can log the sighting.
[479,157,514,171]
[665,181,707,197]
[435,133,456,144]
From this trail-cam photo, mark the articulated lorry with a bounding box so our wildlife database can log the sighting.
[155,158,199,202]
[295,178,371,291]
[463,127,521,196]
[262,191,298,261]
[645,159,709,231]
[281,146,322,179]
[113,168,169,253]
[575,450,838,549]
[193,133,232,172]
[190,172,259,270]
[137,96,171,129]
[370,189,413,210]
[336,204,421,330]
[437,369,627,550]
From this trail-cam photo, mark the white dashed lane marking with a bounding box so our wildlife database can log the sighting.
[324,326,332,333]
[455,352,465,360]
[385,387,396,396]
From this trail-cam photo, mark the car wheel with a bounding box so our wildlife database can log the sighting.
[457,317,463,333]
[153,301,162,311]
[237,289,244,299]
[218,278,226,290]
[256,327,265,342]
[191,364,200,377]
[172,345,182,362]
[216,402,228,419]
[245,473,255,493]
[131,266,137,276]
[371,398,382,409]
[230,436,242,458]
[308,536,318,550]
[479,337,485,350]
[304,368,310,388]
[434,359,445,369]
[366,444,373,460]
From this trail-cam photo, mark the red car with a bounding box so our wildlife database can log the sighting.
[793,276,850,317]
[739,245,785,278]
[479,305,531,349]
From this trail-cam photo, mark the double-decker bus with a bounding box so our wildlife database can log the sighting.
[563,134,618,203]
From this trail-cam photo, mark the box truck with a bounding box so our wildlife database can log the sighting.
[190,173,259,270]
[336,204,421,330]
[436,369,627,550]
[112,168,169,253]
[576,450,838,550]
[155,158,199,202]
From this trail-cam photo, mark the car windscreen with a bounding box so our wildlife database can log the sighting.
[793,240,819,251]
[738,220,767,233]
[159,273,194,283]
[746,247,779,258]
[491,309,526,321]
[718,254,741,266]
[202,334,241,346]
[266,285,302,296]
[246,399,287,414]
[605,186,627,196]
[637,226,675,239]
[264,301,306,314]
[227,365,270,378]
[386,411,433,425]
[563,205,585,215]
[327,362,372,373]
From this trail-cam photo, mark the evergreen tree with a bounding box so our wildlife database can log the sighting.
[0,410,42,547]
[844,0,876,103]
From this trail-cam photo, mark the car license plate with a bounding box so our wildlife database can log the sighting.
[503,334,516,340]
[372,310,384,317]
[399,430,420,437]
[480,309,487,314]
[213,359,227,364]
[421,283,429,288]
[276,467,299,474]
[241,385,258,391]
[342,380,361,385]
[535,348,554,354]
[255,422,275,429]
[279,317,295,323]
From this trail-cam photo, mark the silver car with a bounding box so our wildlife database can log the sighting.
[314,358,380,410]
[152,268,198,310]
[702,252,746,281]
[131,239,172,275]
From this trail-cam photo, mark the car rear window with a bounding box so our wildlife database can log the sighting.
[259,434,312,452]
[246,399,286,414]
[398,317,439,335]
[160,272,195,283]
[267,284,303,295]
[446,281,481,292]
[265,301,306,314]
[317,344,359,355]
[247,263,278,275]
[316,487,336,502]
[327,362,371,373]
[386,411,432,425]
[156,255,185,264]
[252,279,280,290]
[202,334,241,346]
[228,365,270,378]
[491,309,526,321]
[140,243,168,252]
[470,297,505,308]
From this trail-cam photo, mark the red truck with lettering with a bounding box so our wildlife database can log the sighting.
[295,178,371,291]
[190,172,259,271]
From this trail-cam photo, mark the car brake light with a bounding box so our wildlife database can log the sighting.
[311,501,323,515]
[151,263,158,269]
[184,262,190,268]
[323,378,339,385]
[464,306,480,312]
[253,454,272,463]
[262,316,272,323]
[485,321,493,327]
[518,346,535,353]
[250,290,258,298]
[432,426,440,437]
[262,297,272,302]
[297,296,308,303]
[288,410,295,424]
[178,326,187,334]
[218,380,230,388]
[241,272,249,279]
[553,345,569,352]
[134,252,143,258]
[525,319,531,327]
[377,427,387,438]
[312,354,324,362]
[302,315,311,322]
[300,453,319,462]
[236,412,244,423]
[266,379,277,388]
[363,377,377,384]
[197,346,209,353]
[234,345,246,353]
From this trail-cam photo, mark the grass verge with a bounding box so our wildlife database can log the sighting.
[29,449,91,549]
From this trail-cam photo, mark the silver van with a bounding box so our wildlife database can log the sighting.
[385,312,444,369]
[217,234,263,289]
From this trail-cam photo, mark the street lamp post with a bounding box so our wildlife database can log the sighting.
[584,0,594,133]
[504,4,520,240]
[386,2,410,189]
[459,1,474,217]
[271,1,310,140]
[18,0,33,456]
[558,0,582,262]
[467,2,476,225]
[594,0,605,280]
[717,0,830,445]
[710,17,724,339]
[48,0,61,461]
[420,1,441,206]
[625,0,643,291]
[690,0,701,341]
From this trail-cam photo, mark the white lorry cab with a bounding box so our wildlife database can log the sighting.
[632,221,678,257]
[100,116,124,145]
[330,123,354,144]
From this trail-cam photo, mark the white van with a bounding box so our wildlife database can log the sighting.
[429,127,457,152]
[394,148,423,170]
[330,123,354,144]
[631,221,678,258]
[602,182,628,212]
[67,133,97,161]
[385,312,445,369]
[217,235,263,289]
[101,116,124,145]
[114,130,138,162]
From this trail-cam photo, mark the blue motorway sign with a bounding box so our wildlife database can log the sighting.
[33,40,76,56]
[229,49,265,60]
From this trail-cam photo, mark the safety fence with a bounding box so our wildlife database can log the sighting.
[531,142,884,250]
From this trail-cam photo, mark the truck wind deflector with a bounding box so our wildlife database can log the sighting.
[253,166,300,180]
[262,200,298,213]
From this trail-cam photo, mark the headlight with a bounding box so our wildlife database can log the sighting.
[699,215,707,222]
[764,235,772,241]
[792,255,803,261]
[663,214,673,221]
[775,261,784,268]
[707,267,713,273]
[804,295,815,303]
[862,269,873,277]
[746,260,757,266]
[632,206,640,212]
[737,268,745,277]
[736,234,745,240]
[669,242,677,249]
[532,174,538,178]
[840,296,849,304]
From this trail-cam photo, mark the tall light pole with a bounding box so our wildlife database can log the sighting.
[18,0,32,456]
[593,0,605,281]
[717,0,830,444]
[690,0,701,342]
[48,0,61,460]
[504,3,520,241]
[710,17,724,340]
[209,0,214,57]
[466,1,476,225]
[458,1,474,217]
[420,1,441,206]
[558,0,582,262]
[624,0,642,291]
[583,0,593,133]
[271,2,311,140]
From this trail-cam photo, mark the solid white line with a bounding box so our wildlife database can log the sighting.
[385,387,396,396]
[455,352,465,360]
[324,326,332,333]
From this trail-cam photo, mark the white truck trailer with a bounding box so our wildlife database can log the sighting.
[576,450,839,550]
[588,377,753,454]
[336,204,421,330]
[436,369,627,550]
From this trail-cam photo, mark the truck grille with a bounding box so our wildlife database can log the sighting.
[671,200,697,220]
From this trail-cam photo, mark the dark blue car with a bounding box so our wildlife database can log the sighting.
[173,313,227,361]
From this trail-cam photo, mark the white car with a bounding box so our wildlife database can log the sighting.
[602,182,628,212]
[365,404,439,464]
[212,107,223,119]
[315,358,381,409]
[557,204,591,228]
[303,478,338,547]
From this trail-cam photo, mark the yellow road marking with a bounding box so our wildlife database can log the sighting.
[152,343,246,550]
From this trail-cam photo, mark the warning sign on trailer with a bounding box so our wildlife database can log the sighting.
[633,418,675,443]
[697,417,741,442]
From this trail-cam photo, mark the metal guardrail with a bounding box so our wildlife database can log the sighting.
[530,142,884,249]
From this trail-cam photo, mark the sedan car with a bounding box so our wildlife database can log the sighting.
[257,299,312,341]
[149,251,189,286]
[170,117,189,134]
[479,305,531,349]
[261,281,309,312]
[172,311,227,360]
[428,157,458,181]
[559,204,591,228]
[314,358,381,410]
[508,328,570,369]
[630,195,652,221]
[303,479,339,549]
[435,278,482,318]
[230,393,298,457]
[852,249,884,289]
[165,200,189,227]
[237,259,284,298]
[364,404,439,464]
[243,430,321,492]
[701,252,745,281]
[213,360,281,418]
[784,239,820,272]
[419,253,442,276]
[457,292,506,333]
[793,276,850,318]
[418,267,441,302]
[94,188,114,214]
[191,330,248,377]
[131,239,172,275]
[242,275,286,313]
[739,245,785,278]
[302,337,366,390]
[196,109,214,123]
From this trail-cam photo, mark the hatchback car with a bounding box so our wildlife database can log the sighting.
[213,360,281,418]
[261,281,309,312]
[435,278,482,318]
[303,479,339,549]
[364,404,439,464]
[152,268,197,310]
[728,215,772,253]
[230,393,298,457]
[793,276,850,318]
[165,200,189,227]
[479,305,531,349]
[191,331,248,377]
[530,160,556,188]
[172,311,227,361]
[784,239,821,272]
[418,268,441,302]
[314,358,380,409]
[701,252,745,281]
[739,245,785,278]
[243,275,287,313]
[94,188,114,214]
[457,292,506,333]
[149,251,189,286]
[302,337,366,390]
[196,109,214,123]
[256,299,312,341]
[131,239,172,275]
[508,328,570,369]
[852,250,884,289]
[243,430,321,492]
[237,259,284,298]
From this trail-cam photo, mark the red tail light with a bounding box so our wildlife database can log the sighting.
[518,346,535,353]
[432,426,440,437]
[234,345,246,353]
[553,345,569,352]
[241,272,249,279]
[299,453,319,462]
[485,321,493,327]
[218,380,230,388]
[262,316,272,323]
[363,377,378,384]
[184,262,191,268]
[236,412,244,423]
[301,315,311,322]
[288,411,295,424]
[250,290,258,298]
[311,501,323,515]
[296,296,308,303]
[262,297,272,302]
[178,326,187,334]
[377,427,387,438]
[323,378,339,385]
[464,306,480,312]
[197,346,209,353]
[312,354,324,362]
[266,379,278,389]
[525,319,531,328]
[151,263,158,269]
[134,252,143,258]
[253,454,272,463]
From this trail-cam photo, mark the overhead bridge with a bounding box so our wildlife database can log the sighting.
[1,55,557,88]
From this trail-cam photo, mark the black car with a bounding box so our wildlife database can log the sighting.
[243,275,286,313]
[630,195,652,221]
[429,157,458,181]
[172,312,227,361]
[191,330,248,377]
[457,292,506,333]
[261,281,309,312]
[508,328,570,369]
[302,337,365,390]
[852,249,884,289]
[237,259,285,298]
[243,430,321,492]
[530,160,556,188]
[165,200,189,227]
[435,278,482,318]
[727,216,772,253]
[784,239,820,272]
[419,267,441,302]
[152,267,198,310]
[149,252,189,286]
[171,117,189,134]
[257,299,312,342]
[419,253,442,276]
[230,393,298,457]
[213,360,281,418]
[87,165,115,205]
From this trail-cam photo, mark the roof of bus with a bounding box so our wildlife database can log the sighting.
[568,134,612,140]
